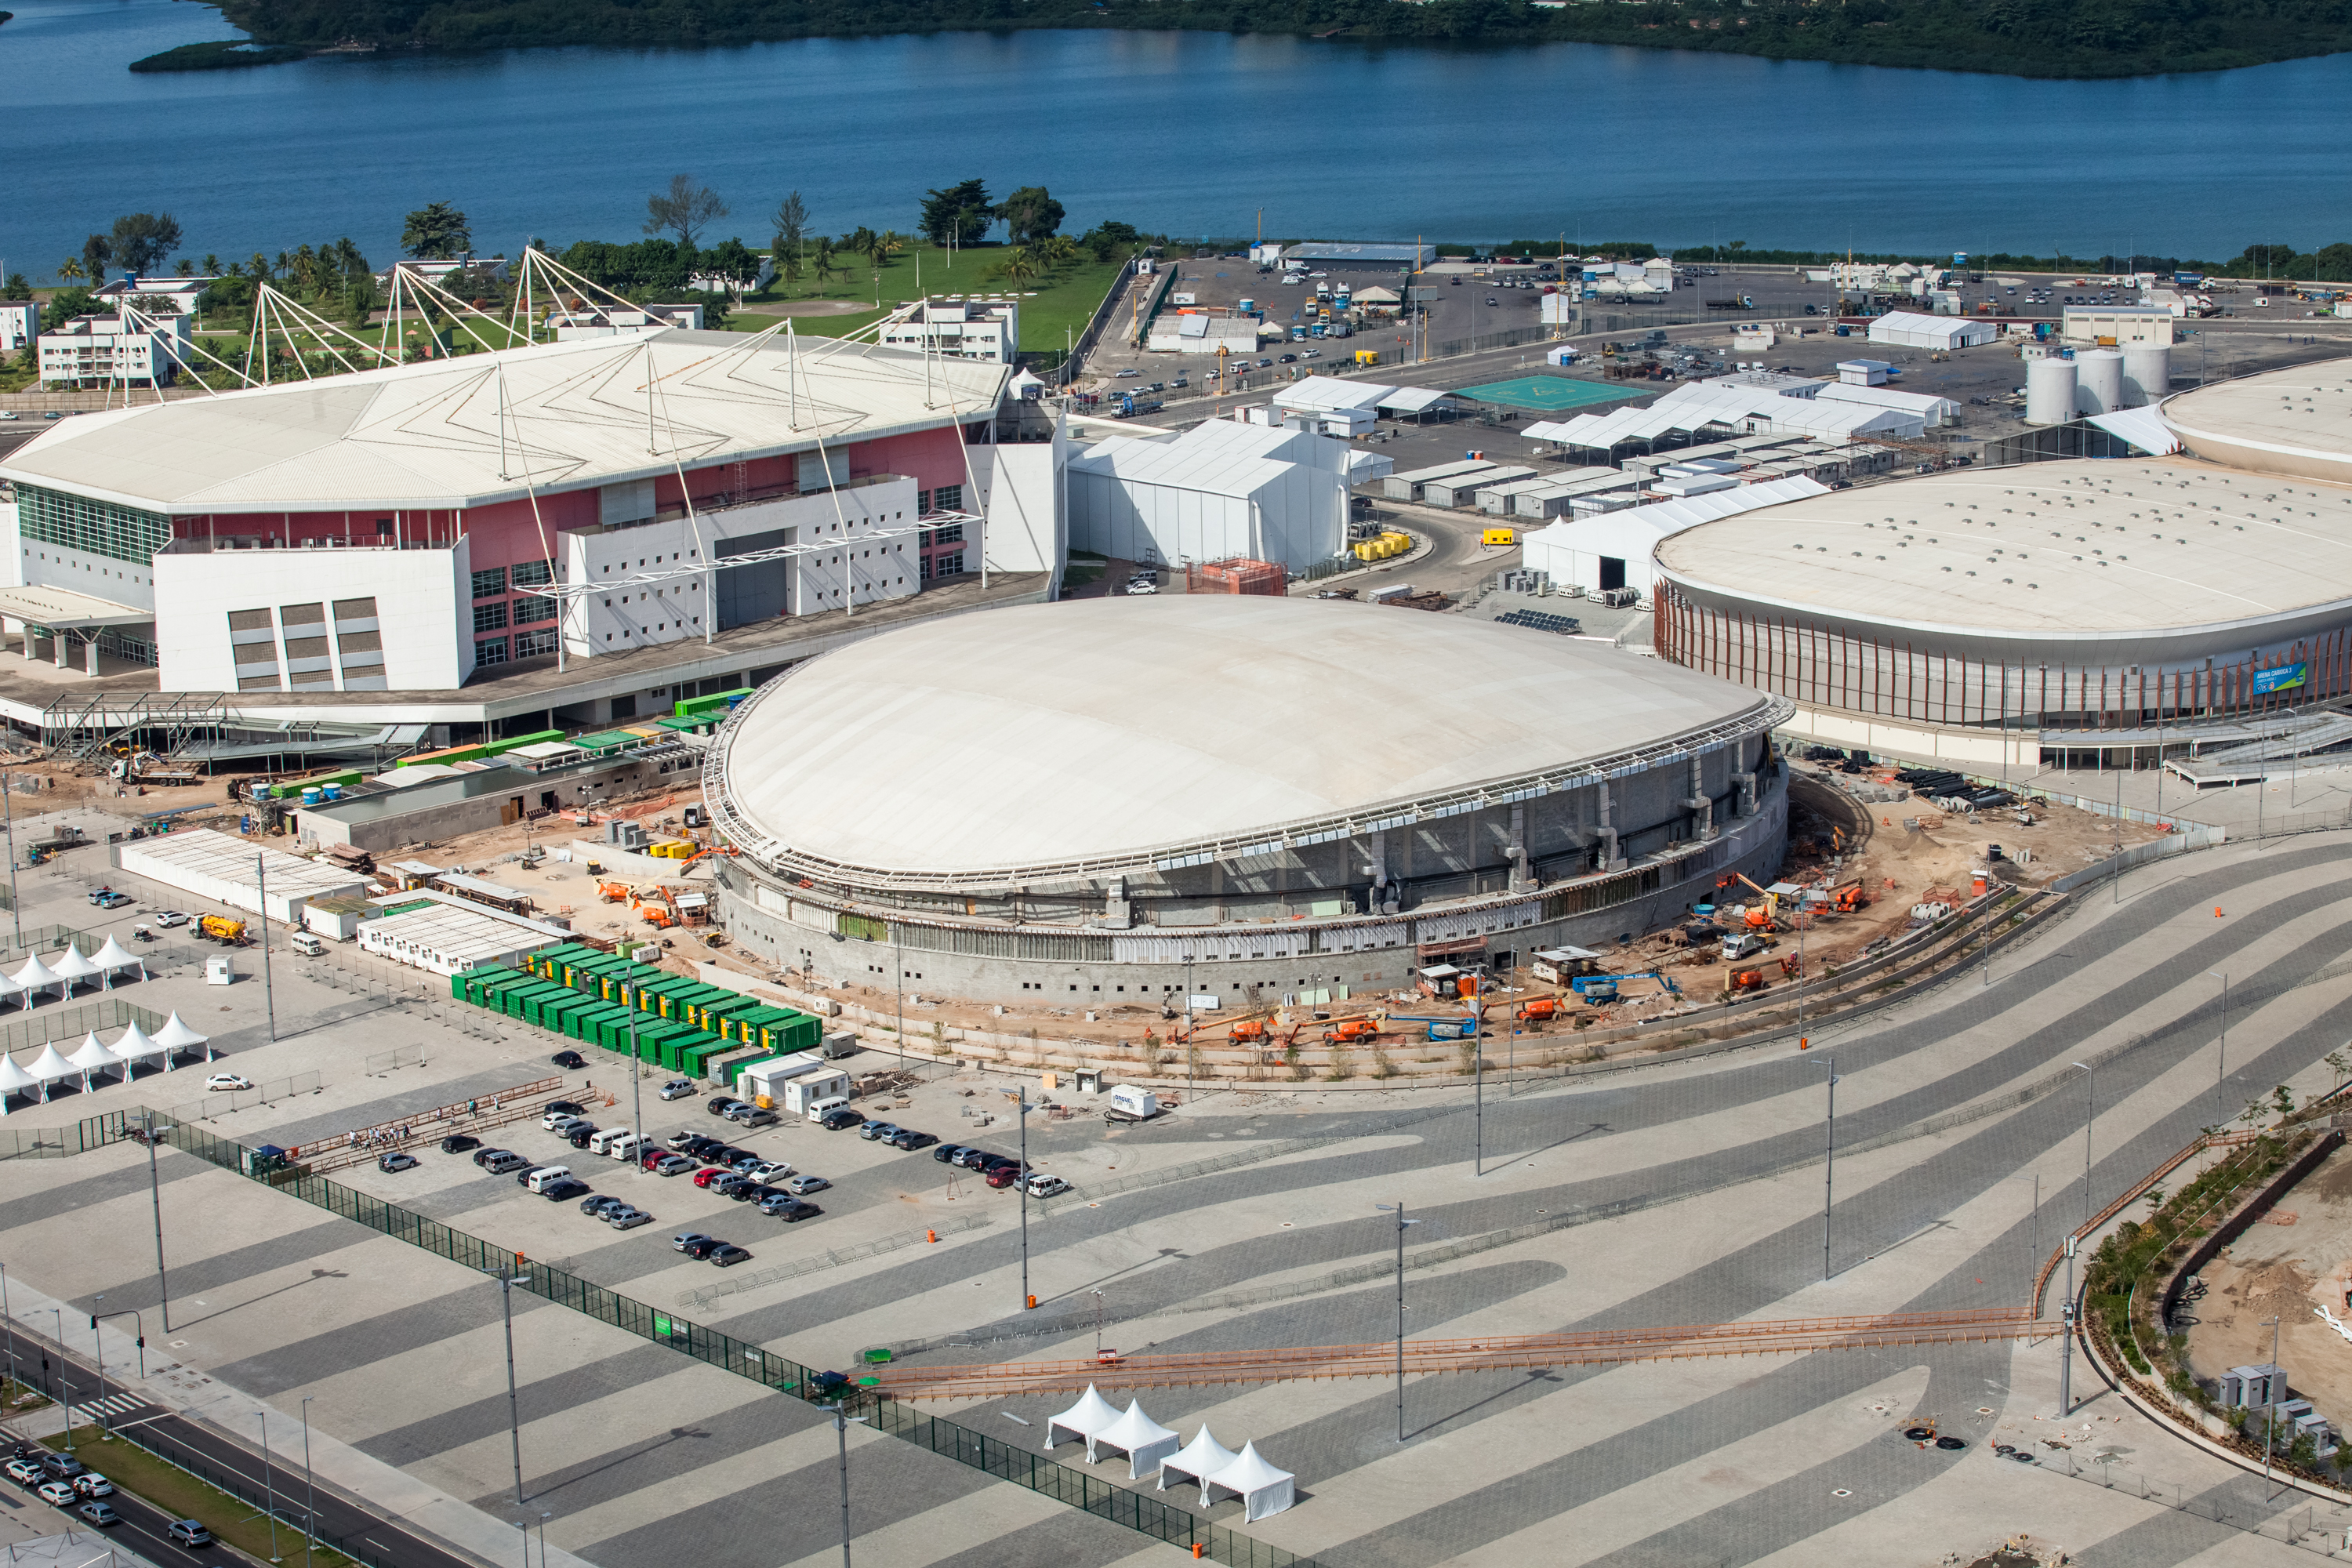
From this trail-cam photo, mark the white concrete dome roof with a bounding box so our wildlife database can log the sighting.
[710,594,1776,887]
[1653,458,2352,640]
[2164,362,2352,485]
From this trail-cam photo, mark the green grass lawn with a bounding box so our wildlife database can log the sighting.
[728,242,1126,361]
[44,1423,353,1568]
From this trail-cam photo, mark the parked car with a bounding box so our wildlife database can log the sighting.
[785,1174,829,1196]
[724,1149,764,1171]
[673,1232,714,1254]
[539,1177,590,1201]
[932,1144,969,1165]
[167,1520,212,1548]
[747,1159,792,1181]
[607,1206,652,1230]
[760,1195,820,1221]
[950,1148,996,1171]
[664,1131,704,1152]
[480,1151,528,1174]
[731,1182,783,1204]
[712,1174,754,1197]
[377,1152,419,1173]
[204,1073,253,1092]
[551,1051,586,1069]
[888,1130,936,1152]
[71,1474,112,1498]
[707,1098,748,1119]
[691,1167,729,1189]
[817,1106,866,1131]
[35,1482,74,1507]
[1023,1173,1072,1199]
[858,1121,899,1142]
[652,1154,696,1176]
[541,1108,583,1131]
[38,1454,81,1480]
[659,1080,697,1101]
[5,1459,43,1486]
[581,1194,626,1218]
[153,911,190,928]
[545,1100,585,1116]
[92,891,132,910]
[440,1134,480,1154]
[76,1501,119,1528]
[709,1244,752,1267]
[568,1127,600,1149]
[985,1163,1029,1189]
[681,1236,728,1260]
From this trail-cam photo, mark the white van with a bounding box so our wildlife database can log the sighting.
[289,932,323,957]
[524,1166,572,1193]
[608,1132,644,1161]
[588,1128,626,1156]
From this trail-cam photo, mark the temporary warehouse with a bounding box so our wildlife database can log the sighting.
[1522,475,1830,599]
[116,829,367,925]
[1067,419,1350,574]
[1046,1385,1124,1461]
[1158,1427,1239,1505]
[1092,1400,1181,1481]
[1865,310,1996,350]
[1205,1441,1297,1522]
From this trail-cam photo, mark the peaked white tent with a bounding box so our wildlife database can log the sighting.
[1093,1399,1181,1481]
[66,1033,119,1090]
[24,1041,79,1101]
[89,936,147,988]
[0,1053,38,1111]
[1046,1385,1124,1461]
[49,945,101,994]
[0,973,24,1012]
[1159,1427,1240,1504]
[111,1021,166,1073]
[10,954,61,1005]
[1206,1442,1296,1522]
[152,1012,211,1065]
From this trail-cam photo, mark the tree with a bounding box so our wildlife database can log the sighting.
[644,174,730,249]
[81,234,114,286]
[702,238,762,299]
[401,201,472,260]
[920,179,993,248]
[1082,220,1142,264]
[107,212,183,276]
[173,259,195,278]
[777,249,803,291]
[811,236,837,283]
[770,191,808,258]
[42,288,100,331]
[3,273,28,299]
[56,258,84,286]
[861,229,905,287]
[998,186,1065,245]
[997,246,1040,288]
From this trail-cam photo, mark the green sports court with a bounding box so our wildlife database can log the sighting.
[1455,375,1645,413]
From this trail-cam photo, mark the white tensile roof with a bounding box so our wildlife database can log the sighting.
[24,1042,78,1081]
[153,1012,210,1051]
[112,1021,165,1061]
[0,1054,37,1098]
[49,946,100,982]
[715,595,1772,883]
[66,1033,118,1073]
[11,955,58,992]
[1160,1427,1239,1496]
[1207,1440,1297,1521]
[1272,376,1395,414]
[0,329,1008,516]
[1047,1384,1122,1446]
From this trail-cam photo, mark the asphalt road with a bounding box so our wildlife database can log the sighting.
[8,1330,492,1568]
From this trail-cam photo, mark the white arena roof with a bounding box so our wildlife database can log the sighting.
[1653,459,2352,637]
[2163,363,2352,485]
[710,595,1777,887]
[0,328,1007,515]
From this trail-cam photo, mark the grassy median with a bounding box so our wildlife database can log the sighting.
[43,1425,353,1568]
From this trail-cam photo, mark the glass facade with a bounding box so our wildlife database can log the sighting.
[471,565,509,599]
[515,627,560,659]
[475,636,510,666]
[15,484,172,566]
[473,601,508,633]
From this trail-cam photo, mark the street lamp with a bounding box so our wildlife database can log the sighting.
[1374,1203,1421,1441]
[1471,975,1484,1178]
[2074,1062,2092,1229]
[485,1271,532,1504]
[824,1401,869,1567]
[300,1397,319,1568]
[143,1112,172,1331]
[1018,1087,1034,1310]
[2060,1232,2078,1416]
[1819,1056,1841,1281]
[260,1410,283,1563]
[625,949,644,1177]
[49,1308,71,1450]
[0,1261,15,1396]
[2206,971,2229,1126]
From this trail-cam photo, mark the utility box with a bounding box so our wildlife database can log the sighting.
[205,956,234,985]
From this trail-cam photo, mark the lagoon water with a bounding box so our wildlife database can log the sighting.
[3,0,2350,279]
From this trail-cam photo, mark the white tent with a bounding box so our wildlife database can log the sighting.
[152,1012,211,1065]
[10,954,61,1004]
[0,974,24,1012]
[111,1021,166,1072]
[89,936,147,987]
[1046,1385,1124,1461]
[1093,1399,1181,1481]
[1205,1441,1297,1522]
[66,1032,119,1090]
[1159,1427,1240,1505]
[49,945,101,993]
[24,1041,79,1102]
[0,1053,38,1111]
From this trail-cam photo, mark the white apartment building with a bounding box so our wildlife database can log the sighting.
[37,310,191,389]
[877,297,1021,365]
[0,302,35,354]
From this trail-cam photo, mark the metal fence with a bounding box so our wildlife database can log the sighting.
[153,1071,322,1127]
[0,1107,133,1162]
[2046,827,2230,895]
[0,996,169,1056]
[152,1115,1317,1568]
[678,1214,994,1308]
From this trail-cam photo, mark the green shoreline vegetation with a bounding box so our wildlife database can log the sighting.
[159,0,2352,80]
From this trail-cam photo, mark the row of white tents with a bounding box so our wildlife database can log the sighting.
[0,1014,212,1108]
[0,938,149,1007]
[1047,1385,1296,1522]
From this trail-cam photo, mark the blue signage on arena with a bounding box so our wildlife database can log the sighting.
[2254,662,2308,694]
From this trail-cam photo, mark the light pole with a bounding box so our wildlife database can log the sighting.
[2074,1061,2093,1230]
[487,1271,531,1504]
[0,1261,15,1395]
[1374,1203,1420,1441]
[89,1294,107,1431]
[535,1512,550,1568]
[625,948,643,1174]
[1820,1056,1840,1281]
[93,1303,143,1388]
[825,1401,868,1567]
[2005,1173,2041,1276]
[2207,971,2229,1126]
[260,1410,282,1563]
[254,854,278,1042]
[300,1397,318,1568]
[143,1112,172,1330]
[49,1308,71,1449]
[2263,1313,2283,1498]
[1018,1088,1033,1309]
[0,771,20,949]
[1471,975,1484,1178]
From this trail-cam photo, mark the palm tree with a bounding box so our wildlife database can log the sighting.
[999,247,1040,289]
[1039,235,1080,272]
[811,236,837,284]
[863,229,906,291]
[57,258,84,286]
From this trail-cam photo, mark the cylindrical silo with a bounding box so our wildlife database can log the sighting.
[2076,348,2125,415]
[2122,345,2171,408]
[2026,358,2078,425]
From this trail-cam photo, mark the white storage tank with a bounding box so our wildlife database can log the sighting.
[2122,345,2171,408]
[2076,349,2125,415]
[2026,357,2078,425]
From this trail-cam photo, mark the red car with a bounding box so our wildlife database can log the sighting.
[692,1166,728,1188]
[985,1163,1029,1189]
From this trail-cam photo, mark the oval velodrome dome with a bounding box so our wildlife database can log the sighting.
[2164,363,2352,485]
[711,594,1778,881]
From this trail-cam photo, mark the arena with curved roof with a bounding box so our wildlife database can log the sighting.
[706,596,1789,1003]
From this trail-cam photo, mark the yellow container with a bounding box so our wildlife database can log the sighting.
[1483,527,1516,546]
[1354,542,1375,561]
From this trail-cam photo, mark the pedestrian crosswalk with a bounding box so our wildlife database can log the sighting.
[71,1394,144,1419]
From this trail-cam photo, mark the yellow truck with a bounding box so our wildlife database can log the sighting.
[198,915,247,944]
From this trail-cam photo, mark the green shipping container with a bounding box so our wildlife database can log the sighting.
[569,1003,629,1043]
[545,993,598,1035]
[507,982,565,1021]
[532,943,599,982]
[454,965,520,1004]
[634,977,702,1019]
[693,993,765,1033]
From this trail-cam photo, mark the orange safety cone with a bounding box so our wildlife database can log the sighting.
[2216,906,2223,918]
[1797,1036,1810,1050]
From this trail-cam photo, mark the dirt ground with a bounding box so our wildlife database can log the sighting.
[2184,1143,2352,1435]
